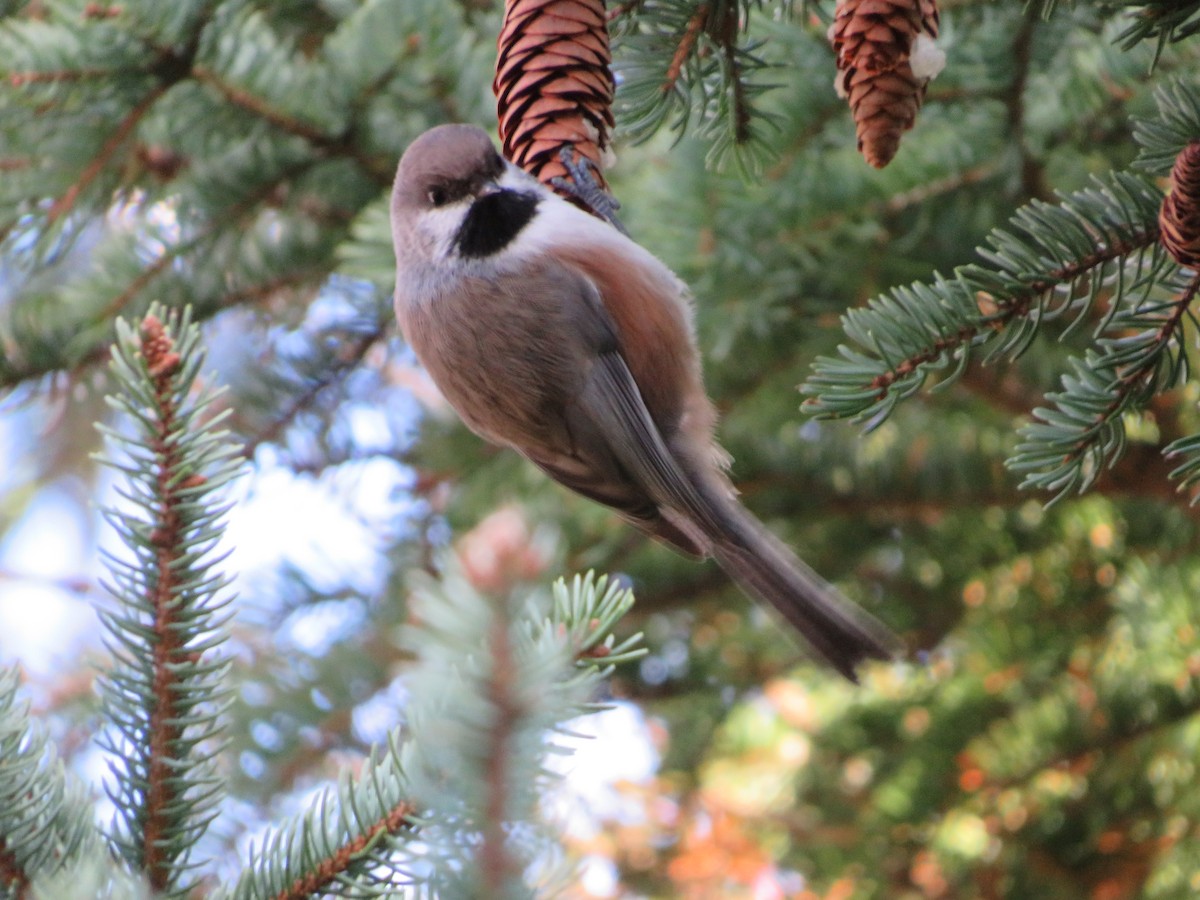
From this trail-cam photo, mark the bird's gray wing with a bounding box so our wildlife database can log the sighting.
[530,263,724,545]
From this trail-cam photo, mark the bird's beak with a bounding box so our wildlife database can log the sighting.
[476,180,501,199]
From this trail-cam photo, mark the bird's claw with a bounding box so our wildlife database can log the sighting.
[550,146,629,236]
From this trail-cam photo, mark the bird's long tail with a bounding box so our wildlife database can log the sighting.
[576,352,894,680]
[705,502,895,681]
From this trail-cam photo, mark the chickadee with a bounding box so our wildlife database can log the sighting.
[390,123,894,681]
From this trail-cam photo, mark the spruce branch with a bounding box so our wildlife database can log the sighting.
[47,86,166,224]
[189,63,387,182]
[238,319,387,460]
[0,148,336,391]
[7,67,116,85]
[94,306,240,898]
[1109,0,1200,61]
[191,66,333,146]
[0,0,486,394]
[1164,431,1200,500]
[1132,76,1200,175]
[1008,269,1200,501]
[614,0,778,170]
[608,0,647,23]
[802,170,1165,427]
[480,613,521,891]
[229,288,393,463]
[0,8,204,242]
[399,565,639,897]
[663,3,709,98]
[219,759,418,900]
[550,571,646,669]
[220,569,641,898]
[0,668,106,900]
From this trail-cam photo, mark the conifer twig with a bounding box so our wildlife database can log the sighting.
[7,67,113,85]
[804,173,1164,421]
[193,66,330,145]
[96,306,239,898]
[192,67,388,180]
[864,235,1156,400]
[240,322,385,459]
[47,86,166,224]
[481,616,519,889]
[1,666,105,896]
[136,315,193,892]
[270,800,417,900]
[607,0,643,20]
[716,11,752,145]
[97,156,330,324]
[1011,269,1200,498]
[663,4,709,97]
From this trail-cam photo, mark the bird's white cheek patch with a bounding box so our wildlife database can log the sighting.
[423,203,472,261]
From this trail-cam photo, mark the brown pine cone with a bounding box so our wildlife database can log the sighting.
[839,66,923,168]
[832,0,924,74]
[1160,141,1200,268]
[493,0,615,193]
[831,0,942,168]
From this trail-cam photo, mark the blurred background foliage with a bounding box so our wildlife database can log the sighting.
[1,0,1200,897]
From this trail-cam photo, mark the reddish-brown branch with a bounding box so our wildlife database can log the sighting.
[1054,269,1200,471]
[23,267,322,397]
[663,4,709,95]
[99,156,329,325]
[191,66,390,183]
[271,800,417,900]
[215,269,323,312]
[239,323,385,460]
[8,67,112,86]
[82,2,122,18]
[480,614,518,889]
[99,245,179,322]
[883,162,1000,214]
[711,4,751,143]
[47,86,165,224]
[192,66,329,145]
[137,314,186,892]
[981,684,1200,796]
[865,229,1162,400]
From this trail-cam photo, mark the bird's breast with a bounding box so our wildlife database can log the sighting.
[397,270,577,452]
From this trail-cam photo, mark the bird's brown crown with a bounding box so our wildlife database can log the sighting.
[392,124,506,214]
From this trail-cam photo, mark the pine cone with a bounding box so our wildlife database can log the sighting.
[840,67,922,169]
[1160,141,1200,268]
[832,0,922,73]
[831,0,942,168]
[493,0,615,195]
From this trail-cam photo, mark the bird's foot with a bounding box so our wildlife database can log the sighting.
[550,147,629,236]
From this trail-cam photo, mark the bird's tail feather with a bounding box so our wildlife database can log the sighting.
[707,504,895,681]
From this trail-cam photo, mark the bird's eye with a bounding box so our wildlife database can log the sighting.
[428,187,448,207]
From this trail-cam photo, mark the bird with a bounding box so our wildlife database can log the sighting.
[390,123,895,681]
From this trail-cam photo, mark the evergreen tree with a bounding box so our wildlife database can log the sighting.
[1,1,1199,897]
